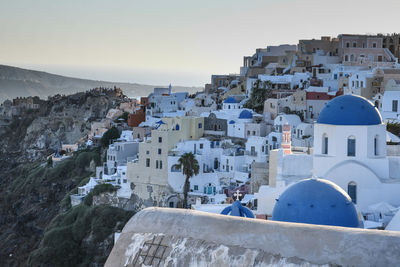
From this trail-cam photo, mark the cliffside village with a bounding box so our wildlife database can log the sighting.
[4,33,400,231]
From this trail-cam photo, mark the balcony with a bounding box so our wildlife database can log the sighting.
[245,151,258,157]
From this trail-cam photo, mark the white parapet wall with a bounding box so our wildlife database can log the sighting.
[106,207,400,266]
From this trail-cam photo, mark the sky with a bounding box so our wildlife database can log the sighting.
[1,0,399,86]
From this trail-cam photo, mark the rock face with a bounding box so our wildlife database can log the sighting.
[93,192,137,211]
[1,89,122,162]
[107,207,400,267]
[0,90,123,266]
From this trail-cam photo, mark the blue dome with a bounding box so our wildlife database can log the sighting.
[272,178,359,228]
[224,97,238,104]
[317,95,382,125]
[229,120,236,124]
[239,110,253,119]
[221,200,254,218]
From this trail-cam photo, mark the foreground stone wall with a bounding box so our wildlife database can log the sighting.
[106,207,400,267]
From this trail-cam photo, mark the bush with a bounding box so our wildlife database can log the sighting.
[387,122,400,137]
[28,205,134,266]
[92,183,116,196]
[243,80,273,112]
[84,192,93,206]
[116,112,129,122]
[101,127,120,148]
[75,151,100,169]
[47,156,53,167]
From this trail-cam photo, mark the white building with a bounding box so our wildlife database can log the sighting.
[258,73,310,90]
[257,94,400,218]
[274,114,301,133]
[379,79,400,121]
[167,138,250,201]
[147,87,188,116]
[106,141,139,175]
[313,94,400,211]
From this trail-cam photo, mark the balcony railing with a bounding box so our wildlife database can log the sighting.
[245,151,258,156]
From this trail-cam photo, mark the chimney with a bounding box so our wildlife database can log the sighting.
[281,123,292,155]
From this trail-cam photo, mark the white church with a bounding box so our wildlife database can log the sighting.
[259,94,400,215]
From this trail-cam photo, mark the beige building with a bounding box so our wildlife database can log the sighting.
[338,34,396,67]
[263,90,306,120]
[127,116,204,208]
[298,36,339,56]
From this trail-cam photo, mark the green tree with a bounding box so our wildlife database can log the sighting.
[177,152,199,208]
[47,156,53,168]
[101,127,120,148]
[243,80,273,112]
[387,122,400,138]
[116,112,129,122]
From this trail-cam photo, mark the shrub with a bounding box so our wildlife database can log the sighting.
[28,205,134,266]
[101,127,120,148]
[387,122,400,137]
[92,183,116,196]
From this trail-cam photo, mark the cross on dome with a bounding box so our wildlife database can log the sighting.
[233,189,242,201]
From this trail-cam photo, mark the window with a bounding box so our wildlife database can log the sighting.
[175,124,180,130]
[156,160,159,169]
[347,136,356,157]
[158,148,162,155]
[200,143,203,149]
[346,42,350,48]
[194,185,198,191]
[373,42,377,48]
[353,42,357,48]
[146,158,150,167]
[322,134,328,155]
[214,158,219,169]
[171,164,180,172]
[146,150,149,155]
[392,100,398,112]
[348,182,357,204]
[374,136,379,156]
[159,160,162,169]
[198,123,203,129]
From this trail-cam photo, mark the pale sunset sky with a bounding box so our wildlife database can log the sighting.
[1,0,399,86]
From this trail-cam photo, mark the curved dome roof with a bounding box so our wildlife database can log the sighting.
[239,110,253,119]
[229,120,236,124]
[272,178,359,227]
[317,95,382,125]
[221,200,254,218]
[224,97,238,104]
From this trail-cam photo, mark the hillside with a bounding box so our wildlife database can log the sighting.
[0,65,202,102]
[0,91,133,266]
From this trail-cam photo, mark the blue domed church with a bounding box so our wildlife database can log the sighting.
[313,94,400,211]
[272,178,359,227]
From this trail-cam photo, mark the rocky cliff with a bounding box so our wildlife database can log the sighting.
[0,90,132,266]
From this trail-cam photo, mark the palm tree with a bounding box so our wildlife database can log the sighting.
[177,152,199,208]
